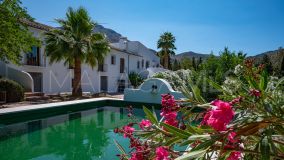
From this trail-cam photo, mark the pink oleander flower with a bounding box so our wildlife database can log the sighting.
[161,111,177,120]
[122,125,135,138]
[155,146,169,160]
[139,119,152,129]
[230,96,242,105]
[161,94,180,128]
[164,118,179,127]
[206,117,227,131]
[129,152,143,160]
[202,100,235,131]
[227,151,241,160]
[228,132,238,144]
[161,94,176,107]
[249,89,261,97]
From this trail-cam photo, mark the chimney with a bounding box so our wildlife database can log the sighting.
[119,37,128,50]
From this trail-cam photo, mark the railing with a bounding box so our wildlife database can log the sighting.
[26,57,40,66]
[98,64,108,72]
[117,80,125,92]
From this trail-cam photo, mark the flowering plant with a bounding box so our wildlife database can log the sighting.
[114,61,284,160]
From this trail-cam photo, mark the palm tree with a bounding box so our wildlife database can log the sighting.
[45,7,110,96]
[157,32,176,69]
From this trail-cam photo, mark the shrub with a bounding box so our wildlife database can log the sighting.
[128,72,144,88]
[0,78,24,102]
[115,60,284,160]
[152,69,192,91]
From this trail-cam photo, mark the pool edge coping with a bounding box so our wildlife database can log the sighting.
[0,97,123,115]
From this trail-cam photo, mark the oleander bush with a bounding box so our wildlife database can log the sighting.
[114,60,284,160]
[152,69,192,91]
[152,69,219,101]
[0,78,24,102]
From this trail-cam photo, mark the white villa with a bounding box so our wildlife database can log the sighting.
[0,21,161,94]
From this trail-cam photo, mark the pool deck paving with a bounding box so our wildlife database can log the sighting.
[0,97,122,115]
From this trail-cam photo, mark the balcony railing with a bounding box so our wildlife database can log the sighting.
[98,64,108,72]
[26,57,40,66]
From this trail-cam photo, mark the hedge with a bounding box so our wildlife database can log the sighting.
[0,78,24,102]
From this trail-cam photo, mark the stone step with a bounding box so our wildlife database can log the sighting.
[25,96,49,101]
[24,92,45,97]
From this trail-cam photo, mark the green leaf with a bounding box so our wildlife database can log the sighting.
[186,125,199,134]
[175,149,207,160]
[161,122,192,139]
[247,76,259,89]
[259,71,268,91]
[179,139,195,147]
[274,77,284,91]
[191,139,216,151]
[114,140,127,156]
[135,131,154,137]
[152,106,158,121]
[207,78,228,94]
[186,79,206,103]
[260,136,270,160]
[164,137,181,146]
[192,85,206,103]
[187,135,212,141]
[143,106,158,124]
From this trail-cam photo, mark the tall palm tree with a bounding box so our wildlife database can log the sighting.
[157,32,176,69]
[45,7,110,96]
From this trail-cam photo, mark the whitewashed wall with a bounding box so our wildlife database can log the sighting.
[3,26,160,94]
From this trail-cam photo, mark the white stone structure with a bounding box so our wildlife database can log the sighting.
[0,21,161,94]
[124,78,185,104]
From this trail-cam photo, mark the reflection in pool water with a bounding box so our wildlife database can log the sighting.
[0,106,148,160]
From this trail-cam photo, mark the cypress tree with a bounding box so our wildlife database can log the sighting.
[192,57,196,71]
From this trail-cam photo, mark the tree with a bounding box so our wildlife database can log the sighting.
[171,59,180,71]
[192,57,196,71]
[261,54,273,73]
[128,72,143,88]
[180,57,192,69]
[0,0,40,64]
[201,48,246,84]
[157,32,176,69]
[45,7,110,96]
[281,55,284,76]
[197,57,203,69]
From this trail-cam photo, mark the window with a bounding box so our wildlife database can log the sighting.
[111,55,116,65]
[142,59,144,68]
[98,63,104,72]
[27,46,40,66]
[146,61,150,68]
[120,58,125,73]
[137,61,140,69]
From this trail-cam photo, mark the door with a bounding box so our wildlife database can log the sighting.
[100,76,108,92]
[29,72,42,92]
[120,58,125,73]
[117,80,125,92]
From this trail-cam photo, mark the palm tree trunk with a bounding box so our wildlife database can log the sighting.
[72,57,82,96]
[164,52,169,69]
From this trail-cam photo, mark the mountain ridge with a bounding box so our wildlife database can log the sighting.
[92,24,283,70]
[93,24,122,43]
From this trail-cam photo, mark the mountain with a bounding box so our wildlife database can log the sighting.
[248,48,284,71]
[93,24,122,43]
[93,24,284,72]
[173,51,210,60]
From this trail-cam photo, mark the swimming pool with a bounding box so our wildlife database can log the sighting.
[0,100,160,160]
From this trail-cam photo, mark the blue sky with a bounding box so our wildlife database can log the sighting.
[21,0,284,55]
